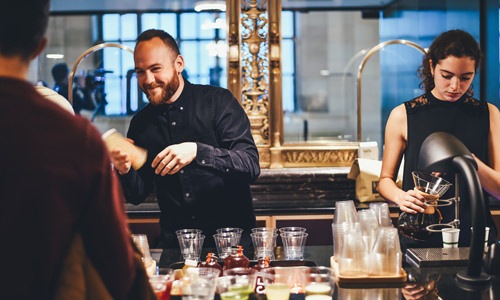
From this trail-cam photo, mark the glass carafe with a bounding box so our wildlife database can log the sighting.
[397,171,452,241]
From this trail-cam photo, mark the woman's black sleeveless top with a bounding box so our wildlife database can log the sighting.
[402,92,496,247]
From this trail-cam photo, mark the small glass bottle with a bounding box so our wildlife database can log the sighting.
[223,245,250,270]
[199,252,223,276]
[252,256,270,294]
[252,256,270,271]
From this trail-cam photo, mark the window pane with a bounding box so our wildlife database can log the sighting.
[218,12,226,39]
[121,42,135,74]
[160,13,177,38]
[104,77,122,114]
[200,41,216,76]
[103,14,120,40]
[200,12,216,39]
[180,13,198,39]
[282,11,294,38]
[282,75,295,112]
[282,39,295,74]
[181,41,199,76]
[141,13,159,31]
[121,14,138,40]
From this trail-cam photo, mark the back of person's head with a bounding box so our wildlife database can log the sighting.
[136,29,180,56]
[419,29,482,94]
[52,63,69,84]
[0,0,50,60]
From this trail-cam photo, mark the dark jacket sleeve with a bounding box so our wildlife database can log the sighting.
[195,89,260,183]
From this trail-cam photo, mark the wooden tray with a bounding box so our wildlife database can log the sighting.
[330,256,407,284]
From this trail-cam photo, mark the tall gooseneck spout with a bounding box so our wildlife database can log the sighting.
[418,132,491,286]
[68,43,134,104]
[356,39,426,142]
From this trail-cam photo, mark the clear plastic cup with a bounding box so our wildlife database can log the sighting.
[250,231,278,260]
[368,202,393,227]
[183,267,220,300]
[213,232,240,259]
[337,227,368,277]
[442,228,460,248]
[305,266,333,299]
[280,232,308,260]
[278,227,307,234]
[334,200,358,224]
[177,233,205,261]
[251,227,278,234]
[216,273,257,300]
[369,227,401,276]
[176,228,203,237]
[261,267,293,300]
[132,234,156,276]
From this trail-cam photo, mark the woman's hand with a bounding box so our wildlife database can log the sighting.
[396,189,426,214]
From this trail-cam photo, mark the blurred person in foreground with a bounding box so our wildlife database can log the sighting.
[378,29,500,251]
[109,29,260,252]
[0,1,151,299]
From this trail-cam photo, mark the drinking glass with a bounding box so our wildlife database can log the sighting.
[182,267,220,300]
[261,267,292,300]
[150,268,175,300]
[216,227,243,240]
[278,227,307,234]
[250,231,277,260]
[177,233,205,261]
[219,268,257,300]
[280,232,308,260]
[304,266,333,300]
[213,232,240,259]
[132,234,156,277]
[216,274,256,300]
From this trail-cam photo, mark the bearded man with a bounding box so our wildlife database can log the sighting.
[109,29,260,256]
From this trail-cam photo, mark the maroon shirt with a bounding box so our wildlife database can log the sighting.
[0,77,135,299]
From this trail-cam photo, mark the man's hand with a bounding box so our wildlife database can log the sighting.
[152,142,197,176]
[110,149,132,175]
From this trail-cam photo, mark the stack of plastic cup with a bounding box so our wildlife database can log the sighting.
[368,227,402,276]
[279,227,308,260]
[213,232,241,259]
[250,228,278,260]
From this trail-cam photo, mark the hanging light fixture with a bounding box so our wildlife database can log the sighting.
[194,1,226,12]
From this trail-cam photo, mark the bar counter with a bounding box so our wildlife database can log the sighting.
[154,245,500,299]
[126,167,500,216]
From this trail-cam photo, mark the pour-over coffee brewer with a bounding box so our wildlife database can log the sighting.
[397,171,455,241]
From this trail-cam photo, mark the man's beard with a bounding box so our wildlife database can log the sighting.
[144,73,180,105]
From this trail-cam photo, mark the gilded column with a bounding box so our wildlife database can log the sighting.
[227,0,273,168]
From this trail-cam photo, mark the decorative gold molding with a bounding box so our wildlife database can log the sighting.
[271,143,359,168]
[227,0,358,169]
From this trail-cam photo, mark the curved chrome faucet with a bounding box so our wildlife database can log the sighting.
[67,43,134,105]
[356,39,426,142]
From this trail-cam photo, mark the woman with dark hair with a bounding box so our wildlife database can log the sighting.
[378,29,500,250]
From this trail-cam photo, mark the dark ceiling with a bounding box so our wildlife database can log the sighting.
[50,0,397,14]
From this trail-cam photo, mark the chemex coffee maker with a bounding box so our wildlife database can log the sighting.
[409,132,499,287]
[397,170,454,242]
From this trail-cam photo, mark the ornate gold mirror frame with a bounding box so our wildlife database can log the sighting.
[227,0,359,168]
